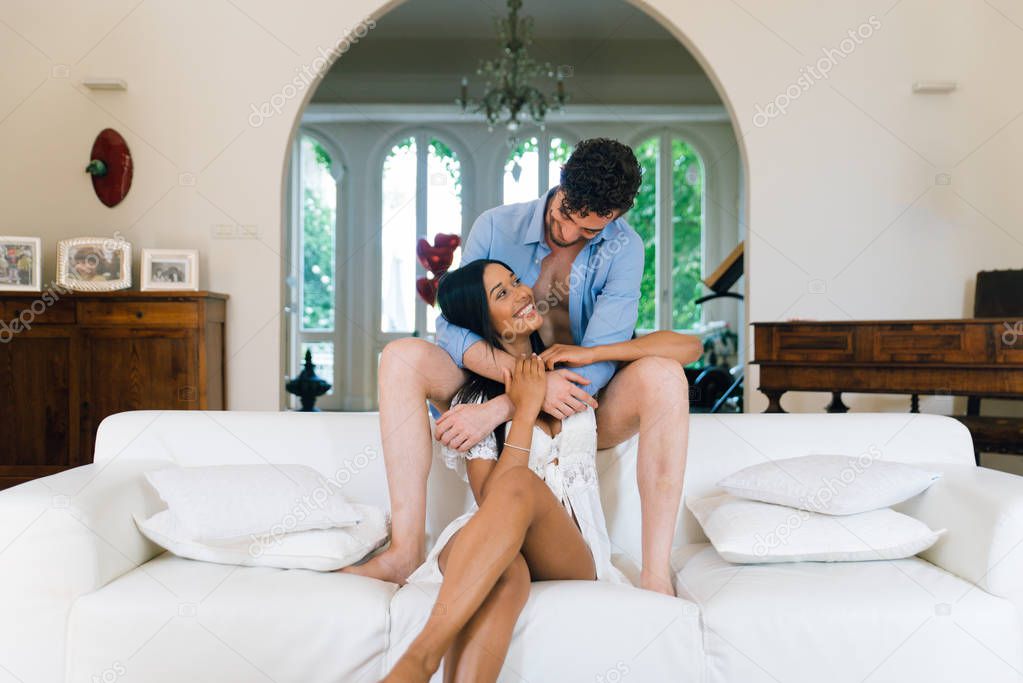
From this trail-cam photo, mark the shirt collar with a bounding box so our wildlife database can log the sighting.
[523,186,615,247]
[523,188,556,245]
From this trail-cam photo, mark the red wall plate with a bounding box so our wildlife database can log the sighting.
[88,128,133,208]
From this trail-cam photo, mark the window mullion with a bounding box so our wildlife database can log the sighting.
[290,135,303,378]
[415,133,428,337]
[538,131,550,196]
[656,131,673,330]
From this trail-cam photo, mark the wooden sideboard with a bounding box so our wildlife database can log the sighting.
[0,291,226,488]
[752,319,1023,411]
[752,319,1023,414]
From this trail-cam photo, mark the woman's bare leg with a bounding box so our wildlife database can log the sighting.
[382,466,594,682]
[441,552,529,683]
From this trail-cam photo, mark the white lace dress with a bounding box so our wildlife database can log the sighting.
[407,406,630,585]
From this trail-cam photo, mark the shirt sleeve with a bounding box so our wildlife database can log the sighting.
[571,229,644,395]
[434,211,494,368]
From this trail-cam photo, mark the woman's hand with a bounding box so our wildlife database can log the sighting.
[501,355,546,418]
[539,344,598,369]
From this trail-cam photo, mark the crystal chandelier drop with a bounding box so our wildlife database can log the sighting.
[457,0,568,135]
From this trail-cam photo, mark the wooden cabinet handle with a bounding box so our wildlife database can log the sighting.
[135,310,144,319]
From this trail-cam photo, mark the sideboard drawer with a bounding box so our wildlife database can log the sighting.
[6,298,76,324]
[77,301,199,327]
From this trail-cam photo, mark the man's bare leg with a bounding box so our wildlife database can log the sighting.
[341,337,466,584]
[595,356,690,595]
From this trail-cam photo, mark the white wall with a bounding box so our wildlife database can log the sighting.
[1,0,1020,416]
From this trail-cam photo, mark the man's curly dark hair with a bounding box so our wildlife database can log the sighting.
[558,138,642,219]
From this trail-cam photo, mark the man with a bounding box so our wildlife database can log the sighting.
[344,138,694,595]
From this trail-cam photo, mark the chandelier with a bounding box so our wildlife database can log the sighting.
[457,0,568,134]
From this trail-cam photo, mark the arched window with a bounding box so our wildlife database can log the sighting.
[502,134,574,204]
[380,133,464,337]
[425,138,463,332]
[380,136,417,333]
[632,133,705,331]
[295,133,338,396]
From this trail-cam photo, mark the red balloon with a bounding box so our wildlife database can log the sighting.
[434,234,461,250]
[415,233,460,305]
[416,233,460,276]
[416,276,439,306]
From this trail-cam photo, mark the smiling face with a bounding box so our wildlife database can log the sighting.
[546,189,620,248]
[483,262,542,343]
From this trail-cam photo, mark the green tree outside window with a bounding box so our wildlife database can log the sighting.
[301,136,336,331]
[629,135,704,331]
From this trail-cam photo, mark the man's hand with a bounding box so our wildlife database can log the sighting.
[434,399,506,453]
[543,368,599,419]
[539,343,598,369]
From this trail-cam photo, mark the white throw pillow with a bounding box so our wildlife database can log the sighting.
[145,464,363,542]
[134,505,389,571]
[717,454,941,515]
[687,494,944,564]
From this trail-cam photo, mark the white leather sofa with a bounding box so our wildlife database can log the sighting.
[2,410,1022,683]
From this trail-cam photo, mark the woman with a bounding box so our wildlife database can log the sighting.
[382,259,696,683]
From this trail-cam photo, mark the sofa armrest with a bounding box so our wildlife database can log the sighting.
[0,460,167,683]
[894,464,1023,601]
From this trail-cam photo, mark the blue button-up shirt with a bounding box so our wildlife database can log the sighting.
[435,190,644,395]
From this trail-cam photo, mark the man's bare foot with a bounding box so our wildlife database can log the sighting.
[640,568,676,597]
[380,648,435,683]
[339,546,422,585]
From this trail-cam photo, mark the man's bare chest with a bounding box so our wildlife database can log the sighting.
[532,254,573,311]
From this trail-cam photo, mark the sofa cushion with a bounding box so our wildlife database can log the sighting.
[143,464,365,542]
[687,494,944,563]
[388,579,704,682]
[716,453,942,515]
[599,413,975,561]
[134,505,388,571]
[676,544,1023,683]
[66,552,397,683]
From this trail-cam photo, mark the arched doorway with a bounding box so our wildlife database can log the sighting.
[279,0,751,410]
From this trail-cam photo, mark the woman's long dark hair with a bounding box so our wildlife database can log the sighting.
[437,259,545,446]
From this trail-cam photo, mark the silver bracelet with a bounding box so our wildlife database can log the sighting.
[503,442,531,453]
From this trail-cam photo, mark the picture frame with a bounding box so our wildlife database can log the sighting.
[57,237,132,292]
[140,249,199,291]
[0,236,42,292]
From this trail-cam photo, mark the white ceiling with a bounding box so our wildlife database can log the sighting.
[370,0,678,41]
[313,0,717,105]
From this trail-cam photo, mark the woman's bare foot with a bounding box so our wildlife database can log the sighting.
[640,567,676,597]
[339,546,421,585]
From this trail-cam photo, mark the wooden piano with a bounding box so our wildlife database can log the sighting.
[752,319,1023,455]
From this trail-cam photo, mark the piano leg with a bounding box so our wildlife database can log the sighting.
[826,391,849,414]
[763,389,787,413]
[966,396,981,416]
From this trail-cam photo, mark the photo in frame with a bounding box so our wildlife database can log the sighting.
[0,236,42,292]
[141,249,199,291]
[57,237,132,292]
